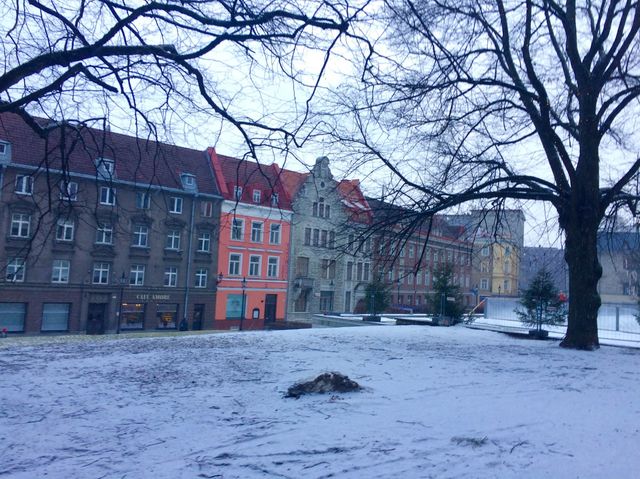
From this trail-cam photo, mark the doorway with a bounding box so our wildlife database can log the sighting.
[192,304,204,330]
[264,294,277,324]
[86,303,107,335]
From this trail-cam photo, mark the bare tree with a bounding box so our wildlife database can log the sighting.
[1,0,355,147]
[327,0,640,349]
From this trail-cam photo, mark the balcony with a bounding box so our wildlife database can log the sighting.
[294,277,314,290]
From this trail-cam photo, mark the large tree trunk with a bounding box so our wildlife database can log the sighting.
[561,217,602,350]
[559,123,602,350]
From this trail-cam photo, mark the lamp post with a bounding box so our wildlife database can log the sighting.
[240,276,247,331]
[396,278,401,306]
[116,272,126,335]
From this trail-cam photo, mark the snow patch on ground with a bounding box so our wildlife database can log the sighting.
[1,326,639,478]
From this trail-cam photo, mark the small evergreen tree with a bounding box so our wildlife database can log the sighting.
[363,279,391,316]
[517,268,567,331]
[429,263,464,322]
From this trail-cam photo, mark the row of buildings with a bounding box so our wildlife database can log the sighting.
[0,112,526,334]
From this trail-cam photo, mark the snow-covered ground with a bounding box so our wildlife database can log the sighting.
[1,326,639,478]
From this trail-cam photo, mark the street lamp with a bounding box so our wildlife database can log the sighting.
[396,277,401,306]
[240,276,247,331]
[116,272,126,335]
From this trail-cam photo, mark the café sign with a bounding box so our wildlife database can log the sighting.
[135,293,170,301]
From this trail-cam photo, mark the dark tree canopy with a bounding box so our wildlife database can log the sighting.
[328,0,640,349]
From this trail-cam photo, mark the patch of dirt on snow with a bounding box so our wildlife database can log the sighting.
[285,372,361,398]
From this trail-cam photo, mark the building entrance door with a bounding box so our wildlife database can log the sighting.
[86,303,107,335]
[264,294,277,324]
[192,304,204,330]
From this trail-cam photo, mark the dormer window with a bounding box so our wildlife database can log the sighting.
[181,173,197,191]
[271,193,279,206]
[234,186,243,200]
[253,189,261,203]
[0,142,7,155]
[96,158,115,179]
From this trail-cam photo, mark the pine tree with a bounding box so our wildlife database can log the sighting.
[363,279,391,318]
[517,269,567,332]
[429,263,464,323]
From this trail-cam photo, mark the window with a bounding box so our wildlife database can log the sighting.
[231,218,244,240]
[6,258,25,282]
[195,268,208,288]
[92,262,110,284]
[271,193,279,206]
[356,262,363,281]
[166,230,181,250]
[251,222,263,242]
[408,244,415,258]
[164,267,178,287]
[504,260,512,274]
[249,255,261,277]
[121,303,145,330]
[296,256,309,276]
[100,186,115,205]
[329,231,336,249]
[55,218,75,242]
[181,173,196,190]
[363,263,370,282]
[269,224,281,244]
[481,262,488,273]
[228,253,241,276]
[136,191,150,209]
[320,230,328,248]
[267,257,279,278]
[41,303,70,331]
[197,232,211,252]
[51,260,70,283]
[201,201,213,217]
[364,238,371,253]
[96,158,115,178]
[313,197,331,218]
[130,265,145,286]
[481,246,490,257]
[416,272,422,285]
[0,303,26,332]
[319,291,334,312]
[253,189,261,203]
[157,303,178,329]
[304,228,311,246]
[480,278,489,290]
[95,224,113,245]
[10,213,31,238]
[321,259,336,279]
[226,294,244,318]
[15,175,33,195]
[0,142,7,155]
[234,186,243,200]
[132,225,149,247]
[346,262,353,281]
[60,181,78,201]
[503,279,510,293]
[169,196,183,214]
[313,228,320,247]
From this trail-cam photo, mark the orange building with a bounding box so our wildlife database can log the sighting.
[208,149,293,329]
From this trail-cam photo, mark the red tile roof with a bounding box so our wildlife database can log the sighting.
[0,112,219,195]
[208,148,296,210]
[337,179,373,224]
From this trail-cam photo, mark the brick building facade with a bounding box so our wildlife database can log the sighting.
[0,113,221,334]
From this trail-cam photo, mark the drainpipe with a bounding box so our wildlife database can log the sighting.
[183,193,197,328]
